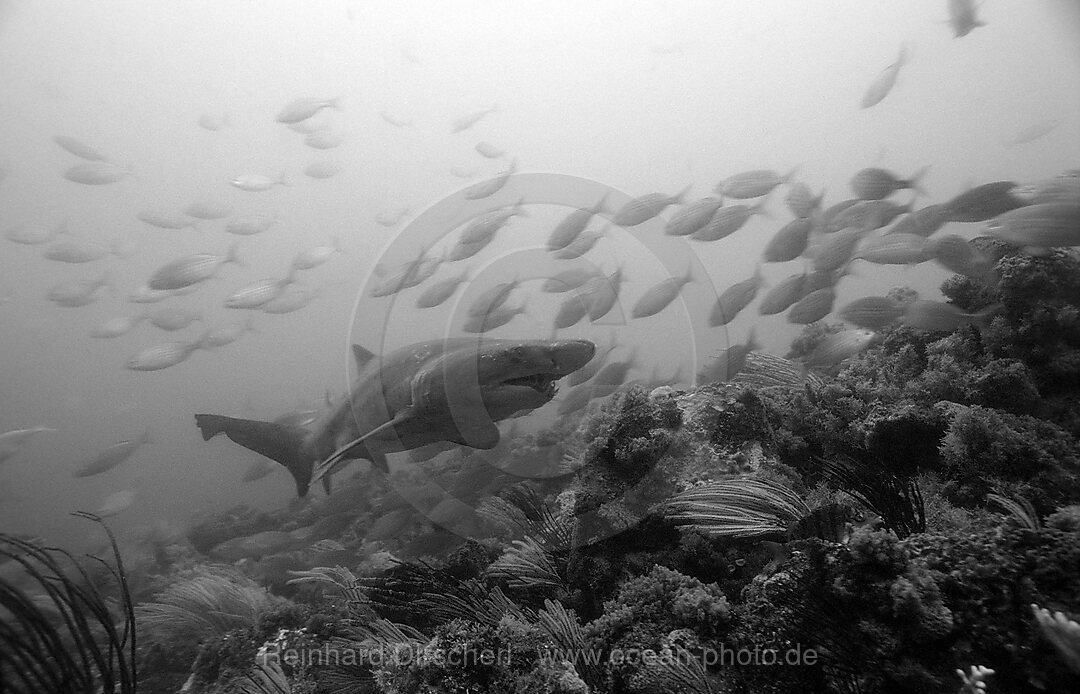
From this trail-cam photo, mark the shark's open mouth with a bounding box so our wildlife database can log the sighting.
[503,373,559,398]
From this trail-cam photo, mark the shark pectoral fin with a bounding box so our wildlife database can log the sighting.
[194,414,313,497]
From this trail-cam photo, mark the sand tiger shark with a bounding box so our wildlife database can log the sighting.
[195,337,595,497]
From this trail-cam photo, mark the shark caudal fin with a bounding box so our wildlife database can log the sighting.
[194,414,314,497]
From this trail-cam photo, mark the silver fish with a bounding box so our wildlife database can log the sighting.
[583,268,626,321]
[716,167,797,199]
[803,329,880,368]
[926,234,998,280]
[197,112,231,131]
[90,313,148,338]
[224,272,298,309]
[201,318,258,347]
[785,182,825,219]
[553,291,591,329]
[183,199,233,220]
[1010,171,1080,205]
[292,238,345,270]
[137,210,198,230]
[126,338,204,371]
[886,203,949,237]
[827,199,912,233]
[43,238,113,263]
[6,220,69,245]
[944,182,1027,222]
[731,352,821,390]
[853,233,932,265]
[710,268,763,326]
[787,287,835,324]
[451,104,498,133]
[148,307,202,331]
[1005,117,1064,147]
[464,159,516,200]
[230,172,288,192]
[466,280,520,318]
[370,253,442,297]
[901,300,1001,332]
[838,296,905,329]
[849,166,927,200]
[94,489,136,517]
[72,429,150,478]
[149,245,241,291]
[548,196,606,250]
[552,228,606,259]
[416,270,470,309]
[861,43,908,109]
[379,111,413,128]
[631,265,695,319]
[947,0,985,38]
[447,235,495,261]
[697,330,761,383]
[276,97,341,124]
[459,201,527,246]
[566,340,618,387]
[665,197,723,237]
[64,161,128,185]
[692,196,769,242]
[304,160,341,179]
[985,203,1080,250]
[461,304,525,333]
[47,272,111,307]
[541,267,601,293]
[812,227,866,273]
[611,186,690,226]
[304,129,346,149]
[225,214,278,236]
[762,217,812,262]
[263,284,321,314]
[758,272,806,316]
[475,141,505,159]
[53,135,109,162]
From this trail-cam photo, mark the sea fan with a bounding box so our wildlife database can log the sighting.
[657,477,812,537]
[987,492,1041,530]
[820,454,926,538]
[286,565,374,619]
[136,564,283,647]
[649,646,717,694]
[536,599,602,689]
[478,483,574,552]
[485,536,567,591]
[237,657,292,694]
[0,512,137,693]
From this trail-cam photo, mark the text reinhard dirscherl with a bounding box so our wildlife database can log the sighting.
[259,642,819,669]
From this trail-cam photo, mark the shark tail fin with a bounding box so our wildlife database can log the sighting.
[194,414,313,497]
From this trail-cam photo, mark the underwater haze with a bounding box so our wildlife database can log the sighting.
[0,0,1078,550]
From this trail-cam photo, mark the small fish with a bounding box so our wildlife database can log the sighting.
[416,270,470,309]
[224,271,298,309]
[691,197,769,242]
[631,264,695,318]
[137,210,197,230]
[861,43,908,109]
[985,203,1080,250]
[665,197,723,237]
[886,203,949,237]
[148,307,202,331]
[0,427,55,466]
[461,303,525,333]
[292,238,345,270]
[944,181,1027,222]
[710,267,763,326]
[6,220,69,245]
[947,0,985,37]
[126,336,206,370]
[287,116,328,134]
[451,104,498,133]
[849,166,927,200]
[731,352,821,390]
[225,214,278,236]
[379,111,413,128]
[72,429,150,478]
[231,172,288,192]
[47,271,112,307]
[466,280,520,318]
[818,199,861,233]
[464,159,516,200]
[1010,171,1080,205]
[447,235,495,262]
[148,245,241,291]
[128,284,198,303]
[566,340,618,387]
[201,318,258,347]
[758,271,806,316]
[183,199,233,220]
[276,97,341,124]
[197,112,231,131]
[716,167,798,199]
[803,329,881,368]
[52,135,109,161]
[552,228,606,259]
[697,330,761,383]
[43,238,114,263]
[812,227,867,273]
[787,287,836,324]
[901,300,1001,332]
[64,161,128,185]
[553,291,591,330]
[93,489,137,517]
[375,206,410,226]
[611,185,690,226]
[311,539,347,553]
[785,182,825,219]
[369,253,442,296]
[242,460,275,482]
[828,199,913,233]
[556,382,596,416]
[475,141,505,159]
[304,160,341,179]
[584,268,626,321]
[1004,118,1064,147]
[548,196,606,250]
[541,267,602,293]
[459,200,527,246]
[853,233,932,265]
[90,313,148,338]
[263,284,321,314]
[762,217,812,262]
[837,296,906,329]
[304,130,346,149]
[926,234,998,280]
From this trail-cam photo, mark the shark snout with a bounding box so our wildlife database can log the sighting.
[550,339,596,375]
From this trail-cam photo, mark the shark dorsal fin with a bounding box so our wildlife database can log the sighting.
[352,344,376,372]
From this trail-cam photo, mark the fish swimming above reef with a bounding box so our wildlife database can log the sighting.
[194,338,596,497]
